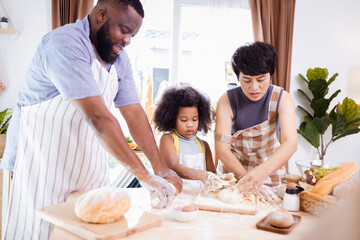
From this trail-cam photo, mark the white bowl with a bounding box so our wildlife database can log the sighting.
[295,159,338,184]
[170,205,199,222]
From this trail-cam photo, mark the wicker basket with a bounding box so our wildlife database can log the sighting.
[299,191,337,216]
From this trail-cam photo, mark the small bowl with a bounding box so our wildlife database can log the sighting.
[295,160,338,184]
[170,205,199,222]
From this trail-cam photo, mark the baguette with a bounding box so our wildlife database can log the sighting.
[312,162,359,197]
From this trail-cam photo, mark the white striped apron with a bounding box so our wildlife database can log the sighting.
[3,59,118,240]
[215,86,285,186]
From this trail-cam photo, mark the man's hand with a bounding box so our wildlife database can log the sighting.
[154,168,183,195]
[138,173,177,208]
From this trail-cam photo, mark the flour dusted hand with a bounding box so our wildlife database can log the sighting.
[139,174,176,208]
[75,187,130,224]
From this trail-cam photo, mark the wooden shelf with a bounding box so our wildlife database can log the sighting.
[0,28,19,35]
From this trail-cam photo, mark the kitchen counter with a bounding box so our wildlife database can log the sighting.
[49,187,317,240]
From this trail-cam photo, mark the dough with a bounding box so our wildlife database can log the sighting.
[183,204,197,212]
[269,209,294,228]
[75,186,130,224]
[218,188,244,204]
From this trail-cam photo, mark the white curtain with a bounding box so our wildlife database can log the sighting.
[206,0,250,10]
[204,0,253,88]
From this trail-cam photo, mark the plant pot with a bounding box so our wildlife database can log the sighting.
[0,22,9,29]
[0,134,6,158]
[295,159,339,185]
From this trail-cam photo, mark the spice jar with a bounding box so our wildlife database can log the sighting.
[283,187,300,211]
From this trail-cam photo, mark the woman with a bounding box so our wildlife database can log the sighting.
[215,41,297,189]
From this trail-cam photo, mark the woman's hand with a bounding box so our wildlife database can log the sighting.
[236,165,269,190]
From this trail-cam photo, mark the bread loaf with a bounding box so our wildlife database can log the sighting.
[333,179,358,199]
[75,186,130,224]
[312,162,359,197]
[269,209,294,228]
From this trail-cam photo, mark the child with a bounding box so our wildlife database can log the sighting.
[154,84,216,190]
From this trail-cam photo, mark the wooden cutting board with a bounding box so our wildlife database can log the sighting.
[256,213,302,234]
[193,191,258,215]
[37,200,162,240]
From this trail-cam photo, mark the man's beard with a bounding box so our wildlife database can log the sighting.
[96,20,118,64]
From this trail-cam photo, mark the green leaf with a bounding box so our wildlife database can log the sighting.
[331,112,346,136]
[297,121,320,148]
[333,128,360,142]
[308,79,328,99]
[0,108,12,132]
[337,98,357,124]
[0,115,11,133]
[328,90,341,104]
[298,106,313,119]
[306,67,329,81]
[297,89,312,103]
[312,117,332,134]
[0,108,10,126]
[298,73,309,84]
[327,73,339,86]
[346,117,360,126]
[299,121,306,132]
[126,136,133,143]
[311,98,330,118]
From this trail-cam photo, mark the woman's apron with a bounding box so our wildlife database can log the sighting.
[3,59,118,240]
[172,131,206,190]
[215,86,285,187]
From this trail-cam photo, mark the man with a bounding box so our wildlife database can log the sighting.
[1,0,182,239]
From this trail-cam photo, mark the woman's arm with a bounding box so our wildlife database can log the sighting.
[214,93,247,179]
[159,134,209,183]
[203,141,216,173]
[241,91,298,186]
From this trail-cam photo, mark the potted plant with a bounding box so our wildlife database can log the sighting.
[296,67,360,183]
[0,16,9,29]
[0,108,12,158]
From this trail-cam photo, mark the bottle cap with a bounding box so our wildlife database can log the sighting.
[296,185,304,193]
[286,187,299,194]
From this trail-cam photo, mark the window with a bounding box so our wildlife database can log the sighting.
[126,0,253,104]
[178,3,253,101]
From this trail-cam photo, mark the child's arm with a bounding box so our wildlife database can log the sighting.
[159,134,210,183]
[203,141,216,173]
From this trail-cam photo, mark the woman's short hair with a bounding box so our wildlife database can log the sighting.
[231,41,277,78]
[154,84,214,133]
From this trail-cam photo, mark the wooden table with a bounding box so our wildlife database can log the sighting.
[49,188,318,240]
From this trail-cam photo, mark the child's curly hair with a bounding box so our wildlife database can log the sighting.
[154,84,214,134]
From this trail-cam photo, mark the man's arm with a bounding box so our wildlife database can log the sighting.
[119,103,183,192]
[70,96,150,179]
[70,96,178,207]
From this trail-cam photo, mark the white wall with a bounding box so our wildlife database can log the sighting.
[0,0,359,175]
[0,0,51,110]
[289,0,360,175]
